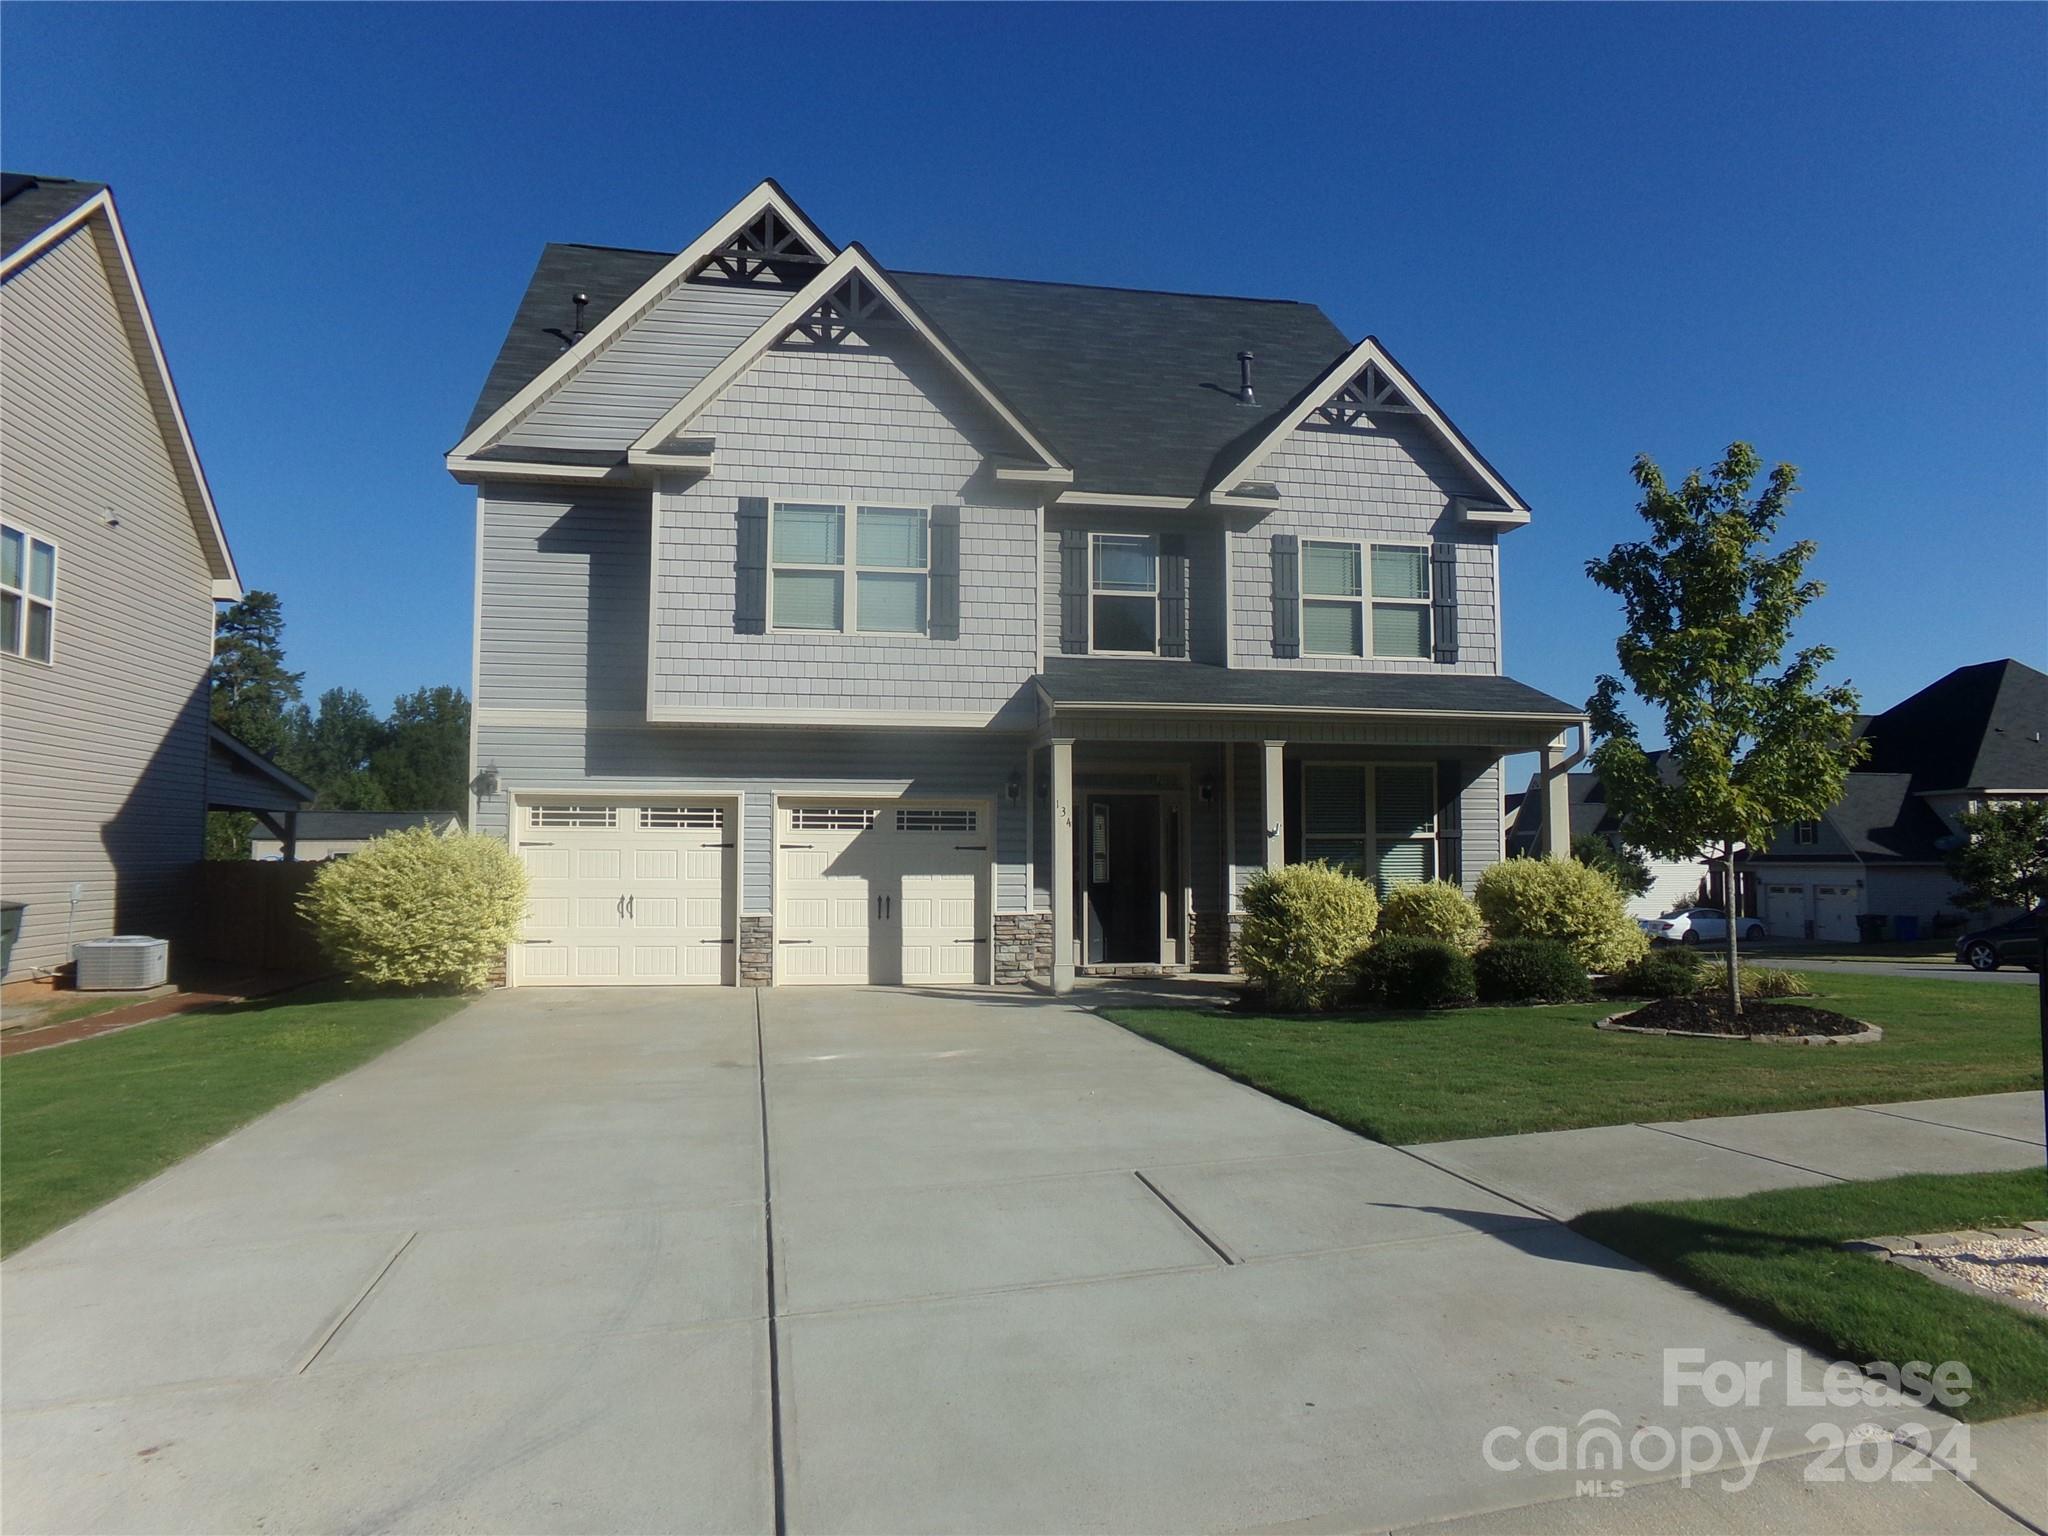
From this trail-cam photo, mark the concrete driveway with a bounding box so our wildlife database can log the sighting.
[1,988,2032,1533]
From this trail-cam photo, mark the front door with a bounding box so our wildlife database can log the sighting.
[1085,794,1161,965]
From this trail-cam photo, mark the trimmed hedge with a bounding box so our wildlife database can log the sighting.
[1475,937,1591,1004]
[1236,863,1380,1012]
[300,828,526,991]
[1616,949,1704,999]
[1353,935,1477,1010]
[1473,858,1649,973]
[1376,880,1486,953]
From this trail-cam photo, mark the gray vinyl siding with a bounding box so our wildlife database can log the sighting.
[0,223,215,974]
[473,723,1031,914]
[651,336,1039,723]
[1040,511,1227,664]
[499,281,791,452]
[1459,758,1503,884]
[477,484,650,714]
[1230,416,1500,674]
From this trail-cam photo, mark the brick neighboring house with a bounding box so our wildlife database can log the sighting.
[1743,659,2046,942]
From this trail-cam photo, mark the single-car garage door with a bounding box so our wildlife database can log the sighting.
[1762,883,1807,942]
[1814,883,1860,944]
[515,801,736,985]
[777,801,988,985]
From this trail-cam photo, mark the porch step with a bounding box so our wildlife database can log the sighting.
[1077,964,1190,979]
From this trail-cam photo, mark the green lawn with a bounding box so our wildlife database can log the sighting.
[1,984,469,1256]
[1573,1172,2048,1422]
[1104,971,2043,1145]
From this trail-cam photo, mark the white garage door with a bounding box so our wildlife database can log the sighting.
[516,801,735,986]
[777,801,987,985]
[1814,883,1860,943]
[1762,884,1807,942]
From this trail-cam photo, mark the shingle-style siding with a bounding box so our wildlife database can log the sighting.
[499,280,791,451]
[0,223,214,974]
[1041,511,1228,665]
[651,336,1039,723]
[472,723,1031,913]
[1230,417,1500,674]
[477,484,649,714]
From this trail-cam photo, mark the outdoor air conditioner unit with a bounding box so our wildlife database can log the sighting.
[72,936,170,991]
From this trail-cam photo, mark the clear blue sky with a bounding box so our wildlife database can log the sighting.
[7,3,2043,752]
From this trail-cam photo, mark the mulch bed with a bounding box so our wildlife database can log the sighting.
[1609,995,1868,1038]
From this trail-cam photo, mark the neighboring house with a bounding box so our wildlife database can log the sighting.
[1744,659,2046,942]
[0,173,305,980]
[251,810,460,862]
[1503,756,1709,920]
[450,181,1583,991]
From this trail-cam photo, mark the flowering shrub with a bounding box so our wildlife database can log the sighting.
[1376,880,1486,952]
[300,827,526,991]
[1235,863,1380,1012]
[1473,858,1649,973]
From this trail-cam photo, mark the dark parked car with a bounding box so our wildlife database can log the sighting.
[1954,912,2044,972]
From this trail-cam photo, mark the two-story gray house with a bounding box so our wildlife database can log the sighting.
[452,181,1581,992]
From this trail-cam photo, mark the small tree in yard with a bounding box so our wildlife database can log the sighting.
[1586,443,1864,1015]
[1946,800,2048,912]
[1571,832,1653,898]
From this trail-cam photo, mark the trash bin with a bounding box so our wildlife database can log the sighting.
[1893,915,1920,943]
[0,901,24,978]
[1856,913,1889,944]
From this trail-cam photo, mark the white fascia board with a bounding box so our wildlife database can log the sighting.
[628,246,1069,476]
[1452,495,1531,528]
[995,464,1074,484]
[445,454,638,486]
[1047,697,1587,725]
[644,702,1015,730]
[1209,337,1530,517]
[6,192,243,592]
[624,447,715,472]
[1052,490,1197,511]
[449,181,837,460]
[1205,491,1282,512]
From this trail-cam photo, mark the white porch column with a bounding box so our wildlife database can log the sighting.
[1049,738,1075,994]
[1539,732,1573,860]
[1262,739,1286,870]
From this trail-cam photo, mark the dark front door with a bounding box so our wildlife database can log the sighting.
[1085,794,1160,965]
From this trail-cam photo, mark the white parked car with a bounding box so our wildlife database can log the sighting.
[1640,907,1766,945]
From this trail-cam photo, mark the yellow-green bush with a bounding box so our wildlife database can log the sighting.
[1473,857,1648,973]
[299,827,526,991]
[1377,880,1486,952]
[1235,863,1380,1012]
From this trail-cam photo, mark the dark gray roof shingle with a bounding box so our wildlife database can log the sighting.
[1,173,107,261]
[1859,659,2047,792]
[1036,658,1579,717]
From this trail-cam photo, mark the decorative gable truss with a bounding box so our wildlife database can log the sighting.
[1206,336,1531,525]
[700,204,829,287]
[627,245,1069,481]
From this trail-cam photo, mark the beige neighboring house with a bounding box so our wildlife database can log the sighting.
[251,811,460,862]
[0,173,307,981]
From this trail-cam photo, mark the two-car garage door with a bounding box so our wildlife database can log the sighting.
[513,797,989,986]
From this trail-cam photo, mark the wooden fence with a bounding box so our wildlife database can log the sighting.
[191,861,326,973]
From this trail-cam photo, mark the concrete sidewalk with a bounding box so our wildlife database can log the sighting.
[1408,1092,2046,1220]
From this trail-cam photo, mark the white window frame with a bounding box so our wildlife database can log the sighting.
[1366,540,1433,660]
[1088,531,1159,656]
[1301,538,1365,657]
[1,520,58,665]
[1299,760,1438,895]
[767,500,931,636]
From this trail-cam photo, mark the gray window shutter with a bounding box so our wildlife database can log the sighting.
[928,505,960,641]
[1436,759,1463,888]
[1270,534,1300,659]
[1431,542,1459,663]
[1158,533,1188,659]
[1059,528,1089,655]
[735,497,768,634]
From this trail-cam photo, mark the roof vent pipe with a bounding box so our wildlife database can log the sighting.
[571,292,589,342]
[1237,351,1256,406]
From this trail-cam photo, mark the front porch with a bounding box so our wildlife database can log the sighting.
[1025,661,1585,992]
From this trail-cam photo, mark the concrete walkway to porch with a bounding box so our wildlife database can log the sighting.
[1406,1091,2046,1220]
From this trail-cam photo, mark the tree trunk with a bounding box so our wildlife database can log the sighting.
[1725,846,1742,1016]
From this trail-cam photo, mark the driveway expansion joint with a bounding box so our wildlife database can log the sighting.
[293,1230,417,1374]
[1855,1103,2048,1147]
[1132,1169,1238,1264]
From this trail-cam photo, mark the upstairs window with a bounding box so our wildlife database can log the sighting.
[1,523,56,664]
[1369,545,1432,659]
[1090,533,1157,654]
[1793,820,1819,846]
[770,502,929,635]
[1302,541,1364,656]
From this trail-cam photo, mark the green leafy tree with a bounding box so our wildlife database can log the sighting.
[1945,800,2048,912]
[371,686,470,814]
[1586,443,1864,1013]
[1571,833,1653,898]
[207,591,304,860]
[286,689,392,810]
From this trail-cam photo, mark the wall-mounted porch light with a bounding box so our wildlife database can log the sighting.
[1005,772,1023,805]
[469,768,501,798]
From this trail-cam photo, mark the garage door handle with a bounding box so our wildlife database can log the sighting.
[780,843,813,850]
[779,938,813,945]
[701,938,733,945]
[626,895,634,919]
[954,844,987,851]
